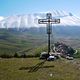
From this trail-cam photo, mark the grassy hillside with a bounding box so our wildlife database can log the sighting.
[0,29,80,80]
[0,29,47,56]
[0,28,80,57]
[0,58,80,80]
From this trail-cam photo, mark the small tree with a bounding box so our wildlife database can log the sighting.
[14,53,19,58]
[0,54,13,58]
[20,53,26,58]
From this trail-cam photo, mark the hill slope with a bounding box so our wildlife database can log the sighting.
[0,58,80,80]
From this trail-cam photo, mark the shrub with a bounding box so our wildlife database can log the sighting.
[20,53,27,58]
[14,53,20,58]
[73,50,80,58]
[0,54,13,58]
[33,46,47,57]
[34,53,40,57]
[26,55,34,58]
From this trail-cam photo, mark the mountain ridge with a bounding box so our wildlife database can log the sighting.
[0,10,80,29]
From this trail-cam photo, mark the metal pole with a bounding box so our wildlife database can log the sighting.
[47,22,51,57]
[48,33,50,55]
[46,13,52,56]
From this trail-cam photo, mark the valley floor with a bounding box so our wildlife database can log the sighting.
[0,58,80,80]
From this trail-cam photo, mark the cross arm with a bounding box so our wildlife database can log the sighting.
[50,19,60,24]
[38,19,49,24]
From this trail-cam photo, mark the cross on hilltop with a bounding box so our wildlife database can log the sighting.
[38,13,60,57]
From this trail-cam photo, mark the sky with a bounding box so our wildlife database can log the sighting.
[0,0,80,17]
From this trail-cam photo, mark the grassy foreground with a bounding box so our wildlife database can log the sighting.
[0,58,80,80]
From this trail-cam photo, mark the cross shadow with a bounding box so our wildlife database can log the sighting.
[19,60,54,72]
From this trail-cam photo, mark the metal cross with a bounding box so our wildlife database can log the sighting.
[38,13,60,57]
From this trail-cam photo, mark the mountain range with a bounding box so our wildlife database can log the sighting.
[0,10,80,39]
[0,10,80,55]
[0,10,80,29]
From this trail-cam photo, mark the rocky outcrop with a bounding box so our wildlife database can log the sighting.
[51,42,75,57]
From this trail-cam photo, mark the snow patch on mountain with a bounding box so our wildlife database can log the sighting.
[0,16,4,21]
[0,10,80,29]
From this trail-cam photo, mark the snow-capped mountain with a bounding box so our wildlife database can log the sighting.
[0,16,4,21]
[0,10,80,29]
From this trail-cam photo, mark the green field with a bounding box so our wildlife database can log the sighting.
[0,58,80,80]
[0,29,80,80]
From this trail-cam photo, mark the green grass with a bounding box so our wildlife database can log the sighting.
[73,49,80,58]
[0,29,80,57]
[0,29,80,79]
[0,58,80,80]
[0,29,47,56]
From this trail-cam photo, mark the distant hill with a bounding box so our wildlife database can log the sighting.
[0,26,80,56]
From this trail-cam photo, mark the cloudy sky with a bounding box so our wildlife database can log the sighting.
[0,0,80,17]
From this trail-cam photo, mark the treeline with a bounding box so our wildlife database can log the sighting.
[0,46,47,58]
[0,52,40,58]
